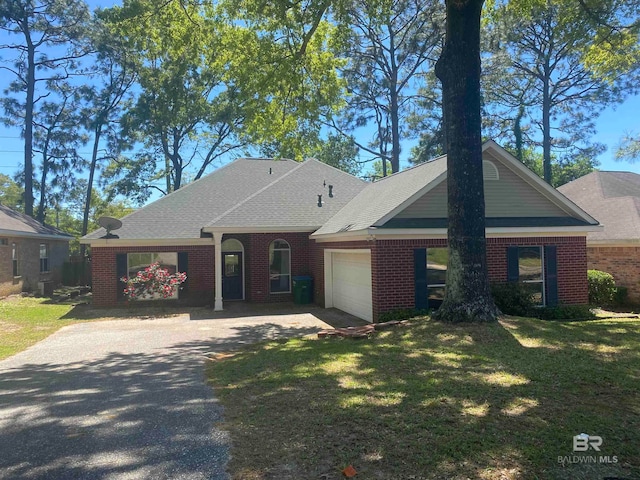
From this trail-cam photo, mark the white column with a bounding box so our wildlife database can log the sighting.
[214,233,223,311]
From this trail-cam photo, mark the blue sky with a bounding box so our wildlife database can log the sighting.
[1,0,639,188]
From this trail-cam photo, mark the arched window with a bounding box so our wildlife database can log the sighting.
[269,239,291,293]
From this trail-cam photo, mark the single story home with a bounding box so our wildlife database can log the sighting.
[82,141,599,321]
[0,204,72,297]
[558,171,640,303]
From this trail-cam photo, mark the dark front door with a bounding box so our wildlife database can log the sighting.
[222,252,243,300]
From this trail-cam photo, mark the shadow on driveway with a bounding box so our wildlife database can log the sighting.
[0,318,334,480]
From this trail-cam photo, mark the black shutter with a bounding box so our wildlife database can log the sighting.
[544,246,558,307]
[507,246,520,282]
[116,254,127,301]
[414,249,428,310]
[178,251,189,299]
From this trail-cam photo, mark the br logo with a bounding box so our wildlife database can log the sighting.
[573,434,603,452]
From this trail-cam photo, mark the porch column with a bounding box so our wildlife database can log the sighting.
[214,232,223,311]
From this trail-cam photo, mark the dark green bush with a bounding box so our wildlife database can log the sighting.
[532,305,596,321]
[587,270,616,306]
[491,282,534,316]
[378,308,430,322]
[613,286,629,306]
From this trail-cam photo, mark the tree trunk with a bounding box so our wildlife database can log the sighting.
[24,35,36,217]
[432,0,499,323]
[542,71,552,184]
[81,126,102,259]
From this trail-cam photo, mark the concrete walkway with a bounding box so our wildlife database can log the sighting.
[0,305,359,479]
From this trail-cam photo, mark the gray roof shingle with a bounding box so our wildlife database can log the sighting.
[558,171,640,242]
[0,204,72,238]
[207,159,367,229]
[313,156,448,236]
[84,157,367,240]
[84,158,299,240]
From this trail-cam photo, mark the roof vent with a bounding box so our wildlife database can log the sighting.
[328,185,334,198]
[269,168,272,175]
[317,194,323,207]
[483,160,499,181]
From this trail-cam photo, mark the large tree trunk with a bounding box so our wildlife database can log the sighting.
[542,71,552,184]
[24,34,36,217]
[81,126,102,259]
[432,0,499,323]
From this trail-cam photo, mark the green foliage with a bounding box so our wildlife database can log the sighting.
[587,269,617,306]
[491,282,535,316]
[0,174,23,210]
[377,308,430,322]
[614,286,629,306]
[308,134,361,176]
[615,133,640,163]
[533,305,596,321]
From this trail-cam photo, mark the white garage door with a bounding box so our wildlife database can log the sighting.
[331,252,373,322]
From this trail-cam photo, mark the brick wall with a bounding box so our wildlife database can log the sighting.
[313,236,588,321]
[91,244,215,307]
[246,233,311,302]
[0,236,69,298]
[587,246,640,303]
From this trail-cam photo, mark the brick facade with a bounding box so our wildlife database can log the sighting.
[587,246,640,303]
[91,244,215,307]
[0,236,68,298]
[90,234,589,318]
[312,236,588,321]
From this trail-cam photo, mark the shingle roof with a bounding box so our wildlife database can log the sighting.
[558,171,640,242]
[313,155,448,236]
[0,204,72,238]
[207,159,367,229]
[84,157,366,240]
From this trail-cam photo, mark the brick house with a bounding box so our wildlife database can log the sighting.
[559,171,640,303]
[82,141,599,321]
[0,204,72,298]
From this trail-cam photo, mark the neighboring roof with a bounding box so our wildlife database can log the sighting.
[205,159,367,230]
[558,171,640,243]
[0,204,73,239]
[84,157,366,240]
[314,141,599,237]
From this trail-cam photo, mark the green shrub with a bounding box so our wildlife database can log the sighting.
[532,305,596,321]
[587,270,616,306]
[613,286,629,306]
[378,308,430,322]
[491,282,534,316]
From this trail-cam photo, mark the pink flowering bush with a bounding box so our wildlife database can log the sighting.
[121,262,187,300]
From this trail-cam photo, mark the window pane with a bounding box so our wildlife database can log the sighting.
[518,246,542,282]
[155,252,177,274]
[225,254,239,276]
[427,248,448,286]
[269,240,291,293]
[39,244,47,259]
[272,240,289,250]
[271,275,290,293]
[126,252,178,300]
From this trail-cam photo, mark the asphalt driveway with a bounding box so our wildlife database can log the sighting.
[0,305,357,480]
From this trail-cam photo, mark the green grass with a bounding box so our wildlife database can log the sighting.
[0,296,88,360]
[207,316,640,480]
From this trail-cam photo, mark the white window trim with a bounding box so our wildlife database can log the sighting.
[269,239,291,294]
[39,243,49,273]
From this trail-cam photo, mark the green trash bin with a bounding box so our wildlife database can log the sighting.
[292,276,313,304]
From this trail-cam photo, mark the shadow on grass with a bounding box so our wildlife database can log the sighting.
[207,318,640,480]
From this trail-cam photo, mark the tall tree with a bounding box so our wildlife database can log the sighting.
[484,0,640,184]
[433,0,499,323]
[309,133,362,176]
[79,21,136,256]
[100,0,244,197]
[616,133,640,162]
[330,0,443,174]
[0,173,23,209]
[0,0,91,217]
[31,81,87,223]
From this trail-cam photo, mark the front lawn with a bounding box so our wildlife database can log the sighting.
[207,316,640,479]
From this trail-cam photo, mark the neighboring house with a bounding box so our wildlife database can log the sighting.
[558,171,640,303]
[0,204,72,297]
[82,141,599,321]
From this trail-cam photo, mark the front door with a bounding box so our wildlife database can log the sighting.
[222,252,243,300]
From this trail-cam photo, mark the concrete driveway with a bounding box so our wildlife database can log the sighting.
[0,305,360,480]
